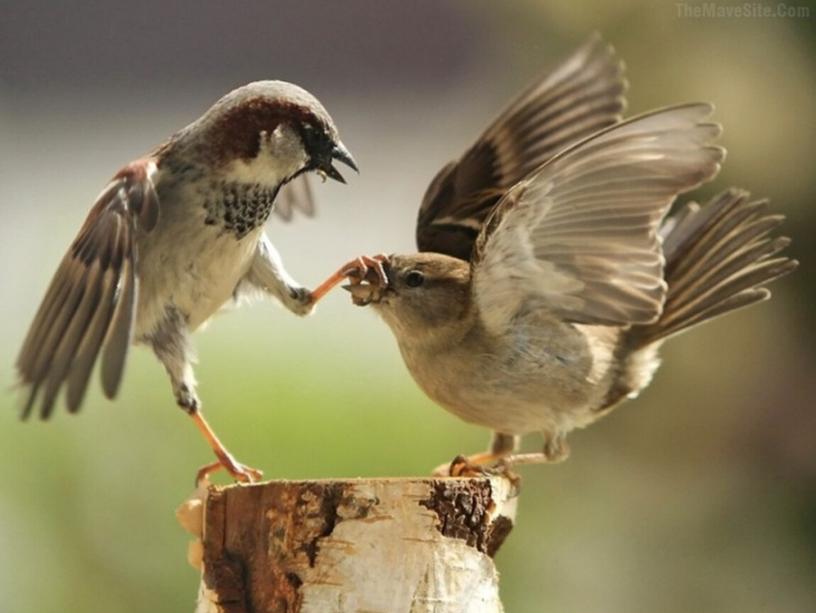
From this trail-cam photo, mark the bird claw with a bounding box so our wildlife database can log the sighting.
[431,453,511,478]
[195,454,263,487]
[448,454,488,477]
[341,254,389,287]
[229,461,263,484]
[309,254,390,306]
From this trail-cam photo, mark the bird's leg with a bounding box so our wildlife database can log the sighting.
[176,379,263,486]
[431,432,520,477]
[150,313,262,485]
[243,235,314,316]
[499,430,571,467]
[186,402,263,485]
[309,254,390,304]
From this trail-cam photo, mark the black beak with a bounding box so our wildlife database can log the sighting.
[321,140,358,184]
[332,140,358,172]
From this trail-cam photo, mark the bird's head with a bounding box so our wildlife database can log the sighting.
[180,80,357,186]
[345,253,472,341]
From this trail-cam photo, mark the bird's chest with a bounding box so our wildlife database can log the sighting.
[396,318,608,435]
[397,334,514,428]
[195,150,303,239]
[201,180,280,239]
[135,184,265,335]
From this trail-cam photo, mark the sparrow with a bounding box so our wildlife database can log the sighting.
[343,38,798,474]
[15,80,363,483]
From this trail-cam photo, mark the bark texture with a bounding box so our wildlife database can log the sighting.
[183,477,518,613]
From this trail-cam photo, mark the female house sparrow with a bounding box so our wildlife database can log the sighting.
[15,81,360,482]
[344,43,797,473]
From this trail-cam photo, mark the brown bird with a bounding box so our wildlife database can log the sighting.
[15,80,365,483]
[342,39,797,474]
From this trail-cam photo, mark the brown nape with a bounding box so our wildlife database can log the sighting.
[205,96,325,164]
[628,189,798,348]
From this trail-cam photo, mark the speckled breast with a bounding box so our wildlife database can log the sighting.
[202,180,281,239]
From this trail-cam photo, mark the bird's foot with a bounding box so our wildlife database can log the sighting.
[195,451,263,487]
[432,452,517,479]
[342,254,391,305]
[496,439,571,468]
[308,253,390,305]
[432,437,570,481]
[188,409,263,486]
[341,253,390,286]
[542,432,570,463]
[485,432,571,468]
[285,285,316,317]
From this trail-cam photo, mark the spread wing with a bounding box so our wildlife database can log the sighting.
[16,160,160,419]
[416,34,627,260]
[273,175,315,222]
[471,104,725,334]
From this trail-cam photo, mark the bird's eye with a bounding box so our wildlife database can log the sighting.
[405,270,425,288]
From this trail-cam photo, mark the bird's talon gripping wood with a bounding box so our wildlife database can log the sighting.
[195,461,222,487]
[190,410,263,484]
[434,451,513,478]
[449,455,480,478]
[196,455,263,485]
[220,458,263,484]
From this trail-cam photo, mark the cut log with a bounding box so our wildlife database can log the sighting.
[178,477,519,613]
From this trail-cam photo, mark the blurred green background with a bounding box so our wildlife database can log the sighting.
[1,1,814,611]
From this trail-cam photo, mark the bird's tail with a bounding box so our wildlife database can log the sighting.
[628,188,797,348]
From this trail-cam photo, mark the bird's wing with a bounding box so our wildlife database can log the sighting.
[416,34,627,260]
[273,175,315,222]
[16,160,160,419]
[471,104,724,334]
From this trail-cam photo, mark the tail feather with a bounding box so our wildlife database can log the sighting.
[630,188,797,347]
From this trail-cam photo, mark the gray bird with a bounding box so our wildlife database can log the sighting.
[15,80,359,482]
[344,39,797,474]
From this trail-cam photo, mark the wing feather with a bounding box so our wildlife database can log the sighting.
[471,104,724,333]
[273,175,315,222]
[16,160,158,418]
[101,254,137,399]
[417,34,627,260]
[65,265,120,411]
[39,262,108,417]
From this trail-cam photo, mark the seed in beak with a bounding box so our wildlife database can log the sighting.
[343,282,379,306]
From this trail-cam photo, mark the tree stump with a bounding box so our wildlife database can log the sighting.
[178,477,518,613]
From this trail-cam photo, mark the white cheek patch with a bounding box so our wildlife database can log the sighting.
[220,124,309,188]
[267,124,309,164]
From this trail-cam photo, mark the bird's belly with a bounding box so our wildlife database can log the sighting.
[398,325,614,435]
[135,211,261,336]
[439,374,582,435]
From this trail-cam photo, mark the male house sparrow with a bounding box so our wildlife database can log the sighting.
[15,81,361,482]
[344,39,797,473]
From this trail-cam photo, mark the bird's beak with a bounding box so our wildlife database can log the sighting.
[332,141,358,172]
[320,140,358,184]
